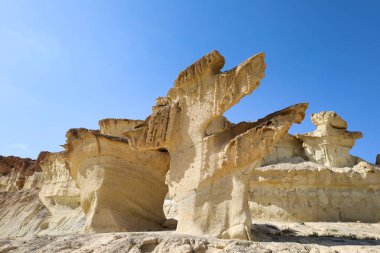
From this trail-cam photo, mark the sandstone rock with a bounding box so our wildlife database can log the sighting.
[261,133,306,166]
[124,50,308,240]
[37,151,86,235]
[99,118,143,138]
[38,151,81,212]
[65,128,169,232]
[0,188,85,238]
[250,160,380,222]
[0,155,43,191]
[296,111,363,167]
[162,218,177,230]
[23,172,44,189]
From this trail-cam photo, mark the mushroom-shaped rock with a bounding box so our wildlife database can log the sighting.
[296,111,363,167]
[65,128,169,232]
[124,50,308,240]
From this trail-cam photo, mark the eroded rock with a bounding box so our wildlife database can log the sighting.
[65,128,169,232]
[296,111,363,167]
[250,161,380,222]
[0,155,43,191]
[99,118,143,138]
[38,151,81,211]
[124,50,308,239]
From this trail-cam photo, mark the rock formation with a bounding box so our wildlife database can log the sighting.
[296,111,363,167]
[39,151,81,210]
[65,127,169,233]
[0,154,43,191]
[247,112,379,222]
[124,50,308,240]
[250,160,380,222]
[376,154,380,165]
[99,118,144,138]
[0,49,378,247]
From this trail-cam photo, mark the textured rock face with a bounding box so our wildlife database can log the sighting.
[99,118,143,138]
[1,49,378,245]
[65,128,169,233]
[296,111,363,167]
[39,151,81,212]
[38,151,85,235]
[0,188,85,238]
[0,155,43,191]
[261,134,306,166]
[376,154,380,165]
[125,50,308,240]
[23,172,44,189]
[250,160,380,222]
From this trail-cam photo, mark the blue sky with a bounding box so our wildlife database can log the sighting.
[0,1,379,162]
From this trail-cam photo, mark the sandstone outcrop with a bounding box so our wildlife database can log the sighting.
[296,111,363,167]
[124,50,308,240]
[0,155,43,191]
[37,151,85,235]
[38,151,80,209]
[0,188,85,238]
[261,133,306,166]
[250,160,380,222]
[0,49,378,247]
[65,128,169,232]
[99,118,143,138]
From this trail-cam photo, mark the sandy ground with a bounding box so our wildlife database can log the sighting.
[0,220,379,253]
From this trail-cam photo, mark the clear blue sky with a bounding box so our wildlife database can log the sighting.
[0,1,379,162]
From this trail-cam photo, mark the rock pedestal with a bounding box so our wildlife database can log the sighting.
[125,51,308,239]
[65,128,169,232]
[296,111,362,167]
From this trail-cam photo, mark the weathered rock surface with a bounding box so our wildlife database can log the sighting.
[1,222,379,253]
[37,151,86,234]
[296,111,363,167]
[0,188,84,238]
[1,49,379,250]
[125,50,308,240]
[0,155,42,191]
[250,159,380,222]
[376,154,380,165]
[39,151,81,210]
[65,128,169,233]
[261,133,306,166]
[99,118,143,138]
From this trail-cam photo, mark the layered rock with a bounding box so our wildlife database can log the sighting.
[23,172,44,189]
[296,111,363,167]
[99,118,143,138]
[39,151,81,211]
[261,133,306,166]
[0,155,43,191]
[125,50,308,240]
[65,128,169,233]
[38,151,85,234]
[250,160,380,222]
